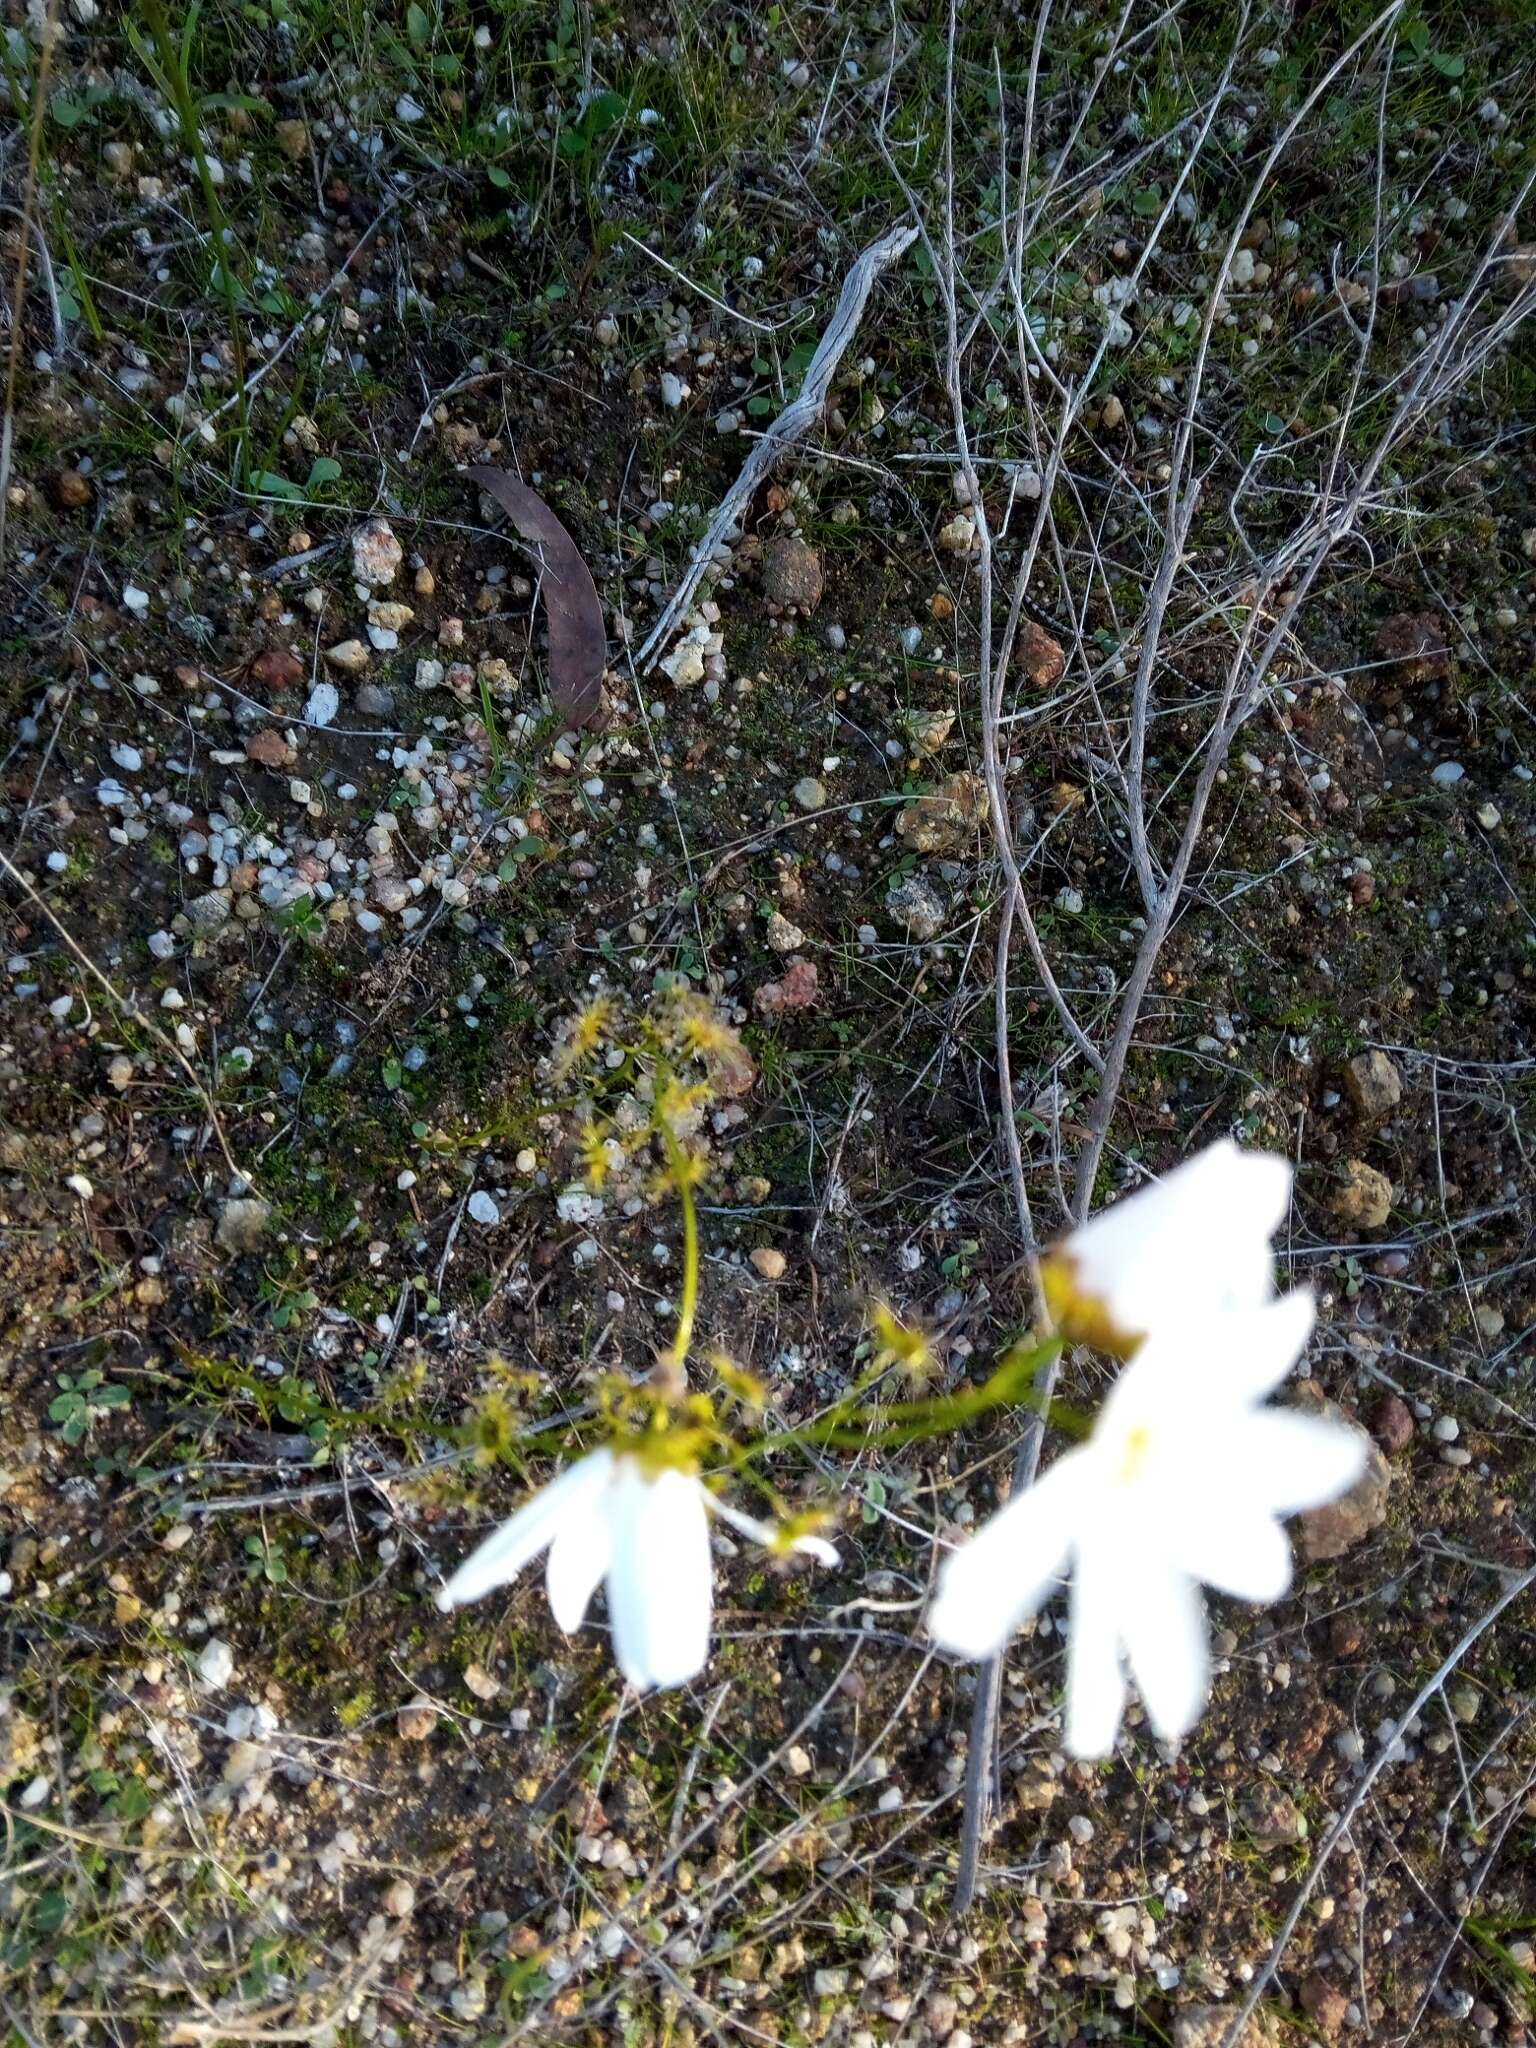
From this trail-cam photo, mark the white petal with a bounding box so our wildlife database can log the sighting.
[546,1502,613,1634]
[706,1495,778,1547]
[1102,1289,1316,1441]
[706,1495,839,1566]
[1164,1496,1293,1603]
[1064,1533,1128,1758]
[1066,1140,1291,1335]
[607,1465,713,1690]
[928,1457,1084,1660]
[435,1450,614,1611]
[1210,1288,1317,1406]
[1235,1410,1369,1514]
[1119,1559,1209,1741]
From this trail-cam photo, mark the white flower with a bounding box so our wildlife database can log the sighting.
[1042,1138,1291,1350]
[928,1290,1367,1756]
[436,1449,837,1691]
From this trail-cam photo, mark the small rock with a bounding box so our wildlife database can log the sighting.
[196,1638,236,1690]
[414,657,445,693]
[1017,618,1066,687]
[1099,394,1125,430]
[449,1978,488,2022]
[275,118,310,162]
[1241,1789,1306,1847]
[1449,1681,1481,1724]
[250,646,304,693]
[1014,1759,1058,1811]
[1474,1303,1505,1340]
[895,771,988,855]
[463,1663,500,1702]
[186,891,232,939]
[246,729,292,768]
[1297,1402,1390,1562]
[324,639,370,675]
[304,681,340,728]
[750,1247,787,1280]
[761,537,824,613]
[355,681,396,717]
[1329,1612,1365,1656]
[1371,1392,1414,1454]
[396,1696,438,1741]
[1376,611,1451,683]
[659,623,712,687]
[54,468,93,510]
[382,1879,416,1917]
[352,519,403,587]
[903,708,955,757]
[887,875,947,941]
[1343,1048,1403,1120]
[792,776,827,812]
[754,960,820,1017]
[468,1190,500,1226]
[705,1040,757,1101]
[937,512,975,554]
[1431,760,1465,787]
[217,1197,273,1255]
[1331,1159,1393,1230]
[1298,1975,1349,2038]
[766,911,805,954]
[787,1744,813,1777]
[1173,2006,1281,2048]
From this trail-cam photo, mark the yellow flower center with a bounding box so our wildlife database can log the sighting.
[1040,1253,1144,1358]
[1115,1422,1155,1486]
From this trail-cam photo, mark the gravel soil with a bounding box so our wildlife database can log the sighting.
[3,4,1535,2044]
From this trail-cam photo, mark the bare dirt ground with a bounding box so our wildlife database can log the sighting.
[3,2,1536,2043]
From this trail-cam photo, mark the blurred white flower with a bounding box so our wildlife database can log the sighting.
[437,1449,837,1691]
[1042,1138,1291,1351]
[928,1289,1367,1755]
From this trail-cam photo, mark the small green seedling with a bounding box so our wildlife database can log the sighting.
[49,1370,131,1444]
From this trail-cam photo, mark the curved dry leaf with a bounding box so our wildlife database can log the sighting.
[469,464,606,728]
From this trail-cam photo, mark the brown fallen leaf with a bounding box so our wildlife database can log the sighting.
[468,465,605,728]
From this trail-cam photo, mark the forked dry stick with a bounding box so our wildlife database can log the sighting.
[635,220,918,669]
[926,0,1531,1915]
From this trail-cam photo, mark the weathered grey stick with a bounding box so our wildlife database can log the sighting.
[635,220,918,669]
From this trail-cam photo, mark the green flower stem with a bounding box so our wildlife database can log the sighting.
[656,1116,700,1394]
[733,1336,1063,1465]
